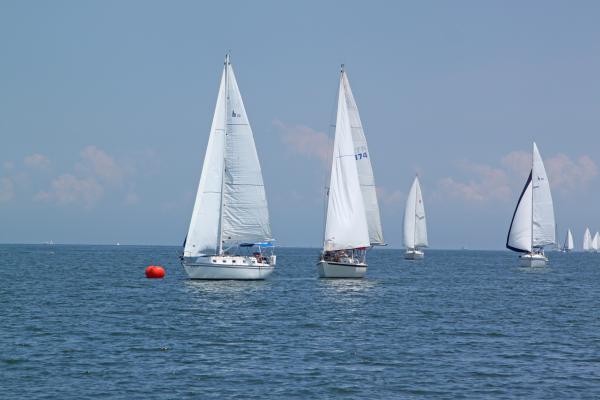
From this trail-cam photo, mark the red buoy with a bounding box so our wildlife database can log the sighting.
[145,265,165,279]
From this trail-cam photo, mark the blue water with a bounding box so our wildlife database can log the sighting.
[2,245,600,399]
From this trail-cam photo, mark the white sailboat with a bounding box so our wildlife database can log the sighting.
[561,228,574,252]
[506,142,556,267]
[592,232,600,252]
[583,228,592,252]
[403,176,428,259]
[181,55,276,280]
[318,65,381,278]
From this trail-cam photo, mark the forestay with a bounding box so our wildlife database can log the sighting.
[342,70,384,246]
[184,69,227,257]
[323,72,370,252]
[403,176,428,249]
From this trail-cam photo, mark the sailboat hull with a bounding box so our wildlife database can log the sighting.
[317,260,367,278]
[404,249,424,260]
[182,256,275,280]
[519,253,548,267]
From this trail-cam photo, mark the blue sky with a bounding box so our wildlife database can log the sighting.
[1,1,599,249]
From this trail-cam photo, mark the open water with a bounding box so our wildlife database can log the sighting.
[2,245,600,399]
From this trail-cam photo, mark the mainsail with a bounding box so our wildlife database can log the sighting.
[593,232,600,252]
[506,143,555,252]
[221,58,272,247]
[531,143,555,247]
[323,68,370,252]
[184,55,272,257]
[583,228,592,252]
[403,176,428,249]
[341,69,384,246]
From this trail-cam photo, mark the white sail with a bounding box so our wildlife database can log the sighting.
[341,69,384,246]
[323,71,370,252]
[184,56,272,258]
[583,228,592,251]
[507,173,533,253]
[531,142,556,247]
[564,229,574,251]
[403,176,428,249]
[184,68,227,257]
[221,60,272,247]
[593,232,600,252]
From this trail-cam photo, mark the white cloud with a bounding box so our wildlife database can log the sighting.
[439,151,598,202]
[545,154,598,191]
[0,177,15,203]
[77,146,124,184]
[376,187,404,205]
[124,192,140,206]
[437,161,511,202]
[35,146,129,208]
[24,153,51,170]
[501,151,530,179]
[35,174,103,208]
[274,119,332,165]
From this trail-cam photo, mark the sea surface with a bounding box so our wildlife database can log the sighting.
[2,245,600,399]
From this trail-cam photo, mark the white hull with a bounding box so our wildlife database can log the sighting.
[182,255,276,280]
[519,253,547,267]
[317,260,367,278]
[405,249,424,260]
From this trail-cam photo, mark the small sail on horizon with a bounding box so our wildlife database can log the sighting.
[184,55,272,258]
[403,176,428,250]
[592,232,600,252]
[562,228,574,252]
[583,228,592,252]
[323,68,370,252]
[341,69,385,246]
[506,143,556,255]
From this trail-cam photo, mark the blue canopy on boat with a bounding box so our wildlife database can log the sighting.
[240,242,274,248]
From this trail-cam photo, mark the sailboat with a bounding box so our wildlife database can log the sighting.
[561,229,574,252]
[583,228,592,252]
[318,65,383,278]
[181,55,276,280]
[506,142,556,267]
[403,176,428,259]
[592,232,600,252]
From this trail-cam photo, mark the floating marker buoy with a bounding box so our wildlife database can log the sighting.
[145,265,165,279]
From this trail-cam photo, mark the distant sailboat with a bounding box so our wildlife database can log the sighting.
[561,229,574,252]
[592,232,600,253]
[318,65,382,278]
[181,55,276,280]
[506,142,556,267]
[403,176,428,259]
[583,228,592,252]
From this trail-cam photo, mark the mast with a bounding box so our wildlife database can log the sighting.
[217,54,229,255]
